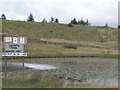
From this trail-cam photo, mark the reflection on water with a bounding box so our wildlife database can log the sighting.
[3,63,57,70]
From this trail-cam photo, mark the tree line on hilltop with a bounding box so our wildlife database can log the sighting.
[0,13,111,27]
[25,13,91,26]
[27,14,59,23]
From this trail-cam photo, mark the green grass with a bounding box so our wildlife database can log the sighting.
[3,78,113,88]
[3,71,116,88]
[2,20,118,42]
[2,20,118,58]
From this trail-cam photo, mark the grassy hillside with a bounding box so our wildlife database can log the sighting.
[2,20,118,58]
[2,20,117,41]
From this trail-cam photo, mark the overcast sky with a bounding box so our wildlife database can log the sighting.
[0,0,118,27]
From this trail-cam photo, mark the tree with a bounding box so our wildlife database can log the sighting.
[104,23,108,27]
[54,18,59,23]
[78,20,82,24]
[78,19,91,25]
[78,19,85,25]
[42,18,47,22]
[85,19,90,25]
[27,13,34,22]
[71,18,78,24]
[50,17,54,23]
[81,19,85,25]
[1,14,6,20]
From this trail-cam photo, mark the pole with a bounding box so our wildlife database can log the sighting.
[22,57,24,79]
[5,56,7,79]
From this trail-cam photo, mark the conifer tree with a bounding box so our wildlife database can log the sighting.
[71,18,78,24]
[1,14,6,20]
[42,18,47,22]
[104,23,108,27]
[27,13,34,22]
[55,18,59,23]
[85,19,89,25]
[50,17,54,23]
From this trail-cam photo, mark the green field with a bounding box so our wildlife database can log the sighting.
[2,20,118,58]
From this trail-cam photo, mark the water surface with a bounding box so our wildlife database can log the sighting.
[2,57,118,87]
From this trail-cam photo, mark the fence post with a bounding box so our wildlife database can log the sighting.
[22,57,25,79]
[5,56,7,79]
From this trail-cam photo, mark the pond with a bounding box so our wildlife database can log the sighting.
[2,57,118,87]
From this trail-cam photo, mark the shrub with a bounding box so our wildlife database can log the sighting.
[64,44,77,49]
[67,24,73,27]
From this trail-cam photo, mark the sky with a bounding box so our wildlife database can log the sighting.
[118,2,120,25]
[0,0,119,27]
